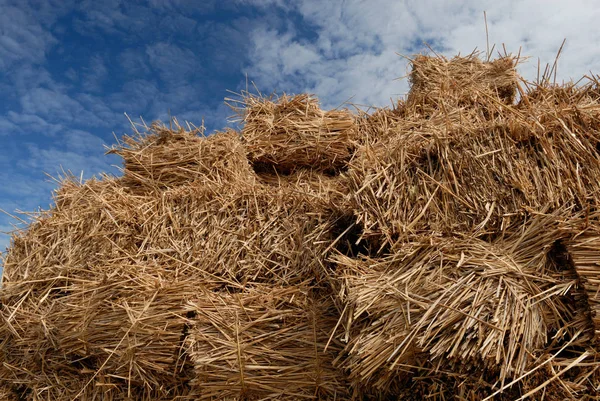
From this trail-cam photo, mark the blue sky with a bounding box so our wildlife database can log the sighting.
[2,0,600,262]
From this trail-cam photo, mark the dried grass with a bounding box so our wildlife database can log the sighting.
[1,129,341,398]
[331,214,598,398]
[564,218,600,342]
[238,93,356,174]
[348,62,600,248]
[109,121,255,191]
[2,51,600,400]
[407,52,518,114]
[187,285,348,400]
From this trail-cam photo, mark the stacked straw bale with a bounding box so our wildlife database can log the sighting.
[332,53,600,399]
[333,214,597,399]
[348,55,600,248]
[109,122,255,190]
[0,115,348,399]
[187,285,347,400]
[407,53,518,113]
[239,93,356,175]
[3,51,600,400]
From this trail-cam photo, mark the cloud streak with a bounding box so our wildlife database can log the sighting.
[0,4,58,69]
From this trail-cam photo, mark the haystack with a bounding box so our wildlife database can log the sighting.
[187,285,347,400]
[3,50,600,400]
[332,214,596,399]
[109,121,255,190]
[0,115,349,399]
[407,53,518,113]
[347,55,600,249]
[239,93,356,175]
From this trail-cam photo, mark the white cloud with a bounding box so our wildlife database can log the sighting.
[119,48,152,77]
[3,65,59,97]
[235,0,287,8]
[81,55,109,93]
[18,88,118,129]
[16,127,120,179]
[108,79,160,114]
[244,0,600,108]
[246,23,405,108]
[146,0,217,13]
[157,13,198,35]
[75,93,121,125]
[65,68,79,82]
[6,111,64,136]
[0,118,18,135]
[177,102,234,133]
[0,170,52,201]
[0,171,56,243]
[0,5,58,69]
[20,88,85,122]
[18,144,119,179]
[72,0,129,35]
[62,129,108,153]
[146,42,203,85]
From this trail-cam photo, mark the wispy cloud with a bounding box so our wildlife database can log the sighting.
[0,118,19,136]
[81,55,109,93]
[146,42,204,86]
[0,170,52,201]
[20,88,86,123]
[0,65,59,98]
[119,48,152,77]
[72,0,130,36]
[62,129,109,153]
[18,145,118,178]
[5,111,64,136]
[0,5,58,69]
[18,87,120,129]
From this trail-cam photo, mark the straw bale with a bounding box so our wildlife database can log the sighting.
[407,53,518,114]
[4,51,600,400]
[150,182,336,285]
[3,172,335,286]
[0,271,200,399]
[1,178,130,283]
[255,168,350,213]
[109,122,255,190]
[347,78,600,248]
[0,178,338,398]
[565,224,600,342]
[0,136,344,398]
[332,215,599,398]
[187,284,349,400]
[240,93,357,174]
[340,103,408,156]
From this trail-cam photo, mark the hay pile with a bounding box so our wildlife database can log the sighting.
[187,285,345,400]
[109,123,254,189]
[3,51,600,400]
[238,93,356,175]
